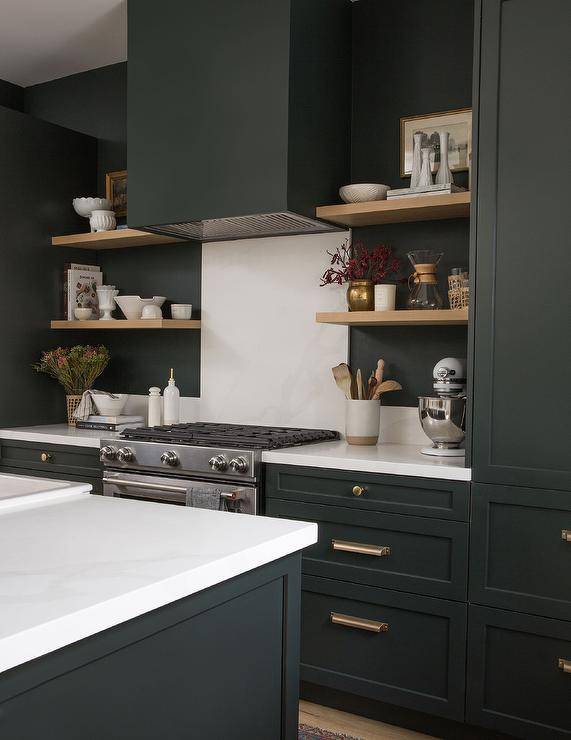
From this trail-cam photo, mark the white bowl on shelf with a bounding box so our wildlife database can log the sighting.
[72,197,112,218]
[115,296,167,320]
[171,304,193,320]
[339,184,390,204]
[92,393,128,416]
[74,307,93,321]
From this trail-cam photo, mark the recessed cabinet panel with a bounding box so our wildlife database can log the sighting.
[0,441,102,479]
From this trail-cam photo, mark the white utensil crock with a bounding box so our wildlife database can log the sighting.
[345,399,380,445]
[374,284,397,312]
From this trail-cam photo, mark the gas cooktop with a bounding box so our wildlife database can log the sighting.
[120,422,339,450]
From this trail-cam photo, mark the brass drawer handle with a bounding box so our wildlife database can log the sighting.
[352,485,367,497]
[40,452,52,463]
[330,611,389,633]
[558,658,571,673]
[562,530,571,543]
[332,539,391,557]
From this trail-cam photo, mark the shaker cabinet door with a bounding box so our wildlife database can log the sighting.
[471,0,571,490]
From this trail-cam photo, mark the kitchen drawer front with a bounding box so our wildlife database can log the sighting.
[0,441,102,479]
[265,465,469,521]
[470,484,571,621]
[0,466,103,494]
[266,499,468,600]
[467,605,571,739]
[301,575,467,721]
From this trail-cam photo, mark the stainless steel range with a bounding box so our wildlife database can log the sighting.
[100,423,338,514]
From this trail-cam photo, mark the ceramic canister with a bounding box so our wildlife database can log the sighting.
[90,209,116,232]
[345,399,380,445]
[374,283,397,312]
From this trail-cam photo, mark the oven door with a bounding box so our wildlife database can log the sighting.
[102,471,257,514]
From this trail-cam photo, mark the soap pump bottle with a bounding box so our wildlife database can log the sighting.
[163,368,180,425]
[148,387,162,427]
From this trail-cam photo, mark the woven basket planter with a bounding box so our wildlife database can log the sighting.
[66,395,83,425]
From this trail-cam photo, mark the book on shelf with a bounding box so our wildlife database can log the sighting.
[63,265,102,320]
[87,415,144,425]
[387,184,467,199]
[75,420,144,432]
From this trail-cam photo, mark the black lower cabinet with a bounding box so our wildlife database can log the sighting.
[300,575,467,721]
[467,605,571,739]
[0,555,301,740]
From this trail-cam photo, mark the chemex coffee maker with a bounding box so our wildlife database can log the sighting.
[418,357,467,456]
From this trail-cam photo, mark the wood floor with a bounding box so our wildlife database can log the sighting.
[299,701,437,740]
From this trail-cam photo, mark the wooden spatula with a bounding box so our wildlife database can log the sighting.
[356,369,364,400]
[332,363,353,400]
[372,380,402,400]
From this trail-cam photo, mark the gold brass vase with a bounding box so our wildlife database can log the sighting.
[346,280,374,311]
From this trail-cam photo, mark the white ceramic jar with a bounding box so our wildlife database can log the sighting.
[345,399,380,445]
[89,209,116,232]
[374,283,397,312]
[148,387,162,427]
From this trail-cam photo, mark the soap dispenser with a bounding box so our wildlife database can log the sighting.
[163,368,180,425]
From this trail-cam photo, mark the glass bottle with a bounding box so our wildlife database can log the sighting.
[406,250,444,309]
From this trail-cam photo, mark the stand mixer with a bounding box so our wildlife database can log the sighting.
[418,358,467,457]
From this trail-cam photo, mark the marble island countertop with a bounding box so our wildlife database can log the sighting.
[0,487,316,674]
[0,424,118,448]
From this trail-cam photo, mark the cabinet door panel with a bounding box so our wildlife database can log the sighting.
[471,0,571,490]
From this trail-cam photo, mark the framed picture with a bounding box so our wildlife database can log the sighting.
[105,170,128,217]
[400,108,472,178]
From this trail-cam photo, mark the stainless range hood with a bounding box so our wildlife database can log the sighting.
[127,0,352,242]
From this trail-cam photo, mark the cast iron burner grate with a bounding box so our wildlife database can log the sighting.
[121,422,339,450]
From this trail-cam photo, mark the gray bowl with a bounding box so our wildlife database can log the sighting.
[418,396,466,449]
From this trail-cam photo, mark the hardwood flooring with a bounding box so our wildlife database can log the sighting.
[299,701,438,740]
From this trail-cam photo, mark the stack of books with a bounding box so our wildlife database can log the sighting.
[76,415,145,432]
[387,183,467,200]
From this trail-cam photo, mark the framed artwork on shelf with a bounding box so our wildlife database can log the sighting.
[105,169,128,217]
[400,108,472,178]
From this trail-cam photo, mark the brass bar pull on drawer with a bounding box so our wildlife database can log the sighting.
[332,539,391,557]
[330,611,389,633]
[558,658,571,673]
[562,530,571,542]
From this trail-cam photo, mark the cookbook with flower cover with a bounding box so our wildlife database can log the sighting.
[65,266,102,319]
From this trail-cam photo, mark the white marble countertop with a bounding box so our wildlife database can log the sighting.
[0,424,118,448]
[0,488,317,674]
[0,472,92,507]
[262,441,471,481]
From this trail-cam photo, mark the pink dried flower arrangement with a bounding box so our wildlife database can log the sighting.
[33,345,110,395]
[320,239,401,286]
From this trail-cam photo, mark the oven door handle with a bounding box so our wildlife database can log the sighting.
[102,477,238,499]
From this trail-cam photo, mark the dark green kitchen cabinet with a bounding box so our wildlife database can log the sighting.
[471,0,571,491]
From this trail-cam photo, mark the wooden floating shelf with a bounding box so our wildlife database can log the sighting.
[51,319,201,330]
[316,309,468,326]
[52,229,183,250]
[316,192,471,227]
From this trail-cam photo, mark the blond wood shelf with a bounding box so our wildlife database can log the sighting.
[52,229,183,250]
[51,319,201,330]
[316,192,470,227]
[316,309,468,326]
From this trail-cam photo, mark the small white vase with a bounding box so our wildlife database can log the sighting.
[419,147,433,187]
[345,399,380,446]
[96,285,119,320]
[410,132,423,187]
[90,209,116,233]
[435,131,454,185]
[374,283,397,312]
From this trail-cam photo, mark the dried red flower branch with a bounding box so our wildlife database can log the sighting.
[320,240,401,286]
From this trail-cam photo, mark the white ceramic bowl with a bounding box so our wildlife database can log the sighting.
[339,184,390,203]
[90,209,116,232]
[171,304,193,320]
[141,304,163,319]
[115,296,145,320]
[74,307,93,321]
[73,197,112,218]
[92,393,128,416]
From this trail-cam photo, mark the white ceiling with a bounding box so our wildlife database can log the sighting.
[0,0,127,88]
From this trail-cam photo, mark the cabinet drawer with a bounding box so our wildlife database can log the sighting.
[301,576,467,721]
[266,499,468,600]
[467,605,571,739]
[265,464,469,521]
[470,484,571,621]
[0,441,102,479]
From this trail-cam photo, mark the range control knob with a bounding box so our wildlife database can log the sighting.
[161,450,179,467]
[229,456,249,474]
[117,447,135,463]
[209,454,228,472]
[100,445,118,462]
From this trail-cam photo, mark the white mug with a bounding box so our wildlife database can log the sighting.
[374,283,397,312]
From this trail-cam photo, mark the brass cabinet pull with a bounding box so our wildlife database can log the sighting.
[40,452,52,463]
[332,539,391,557]
[330,611,389,633]
[562,530,571,543]
[352,485,367,497]
[558,658,571,673]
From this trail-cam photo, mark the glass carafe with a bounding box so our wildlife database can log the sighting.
[406,250,444,309]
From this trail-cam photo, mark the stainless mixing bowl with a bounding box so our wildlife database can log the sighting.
[418,396,466,449]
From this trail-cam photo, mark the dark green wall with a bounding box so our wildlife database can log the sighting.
[349,0,474,406]
[0,79,24,111]
[24,62,202,398]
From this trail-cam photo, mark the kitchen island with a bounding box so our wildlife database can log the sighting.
[0,485,316,739]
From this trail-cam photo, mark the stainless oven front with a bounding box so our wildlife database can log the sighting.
[102,470,257,515]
